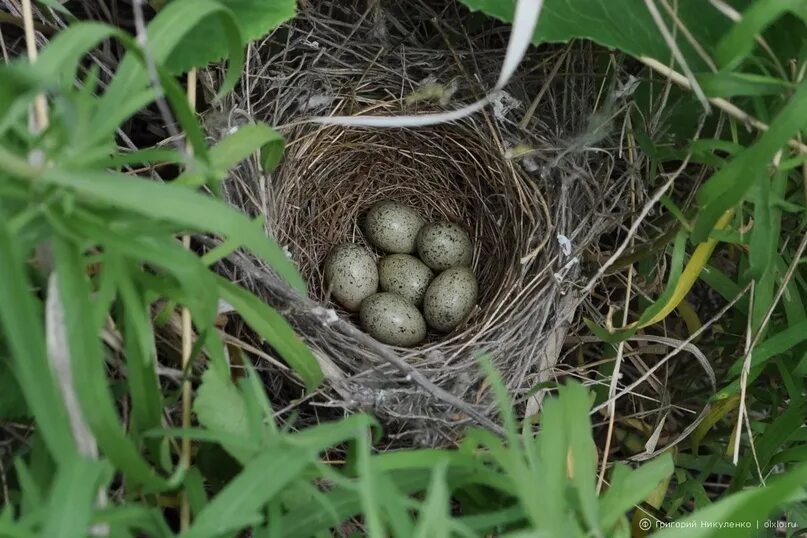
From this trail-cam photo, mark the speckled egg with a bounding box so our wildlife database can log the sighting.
[364,200,425,253]
[423,267,478,332]
[378,254,434,306]
[360,292,427,346]
[416,222,473,270]
[324,244,378,311]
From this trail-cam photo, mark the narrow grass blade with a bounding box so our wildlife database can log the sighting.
[0,214,76,464]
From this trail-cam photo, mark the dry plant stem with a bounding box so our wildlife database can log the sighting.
[179,67,197,532]
[20,0,47,130]
[596,123,638,494]
[734,230,807,465]
[643,0,709,112]
[132,0,184,152]
[639,56,807,154]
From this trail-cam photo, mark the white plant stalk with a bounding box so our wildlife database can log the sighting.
[314,0,544,127]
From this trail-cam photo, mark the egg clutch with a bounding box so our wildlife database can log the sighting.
[324,200,479,346]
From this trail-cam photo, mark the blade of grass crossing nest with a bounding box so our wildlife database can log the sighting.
[313,0,544,127]
[180,67,197,532]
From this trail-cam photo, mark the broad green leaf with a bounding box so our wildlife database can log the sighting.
[459,0,743,70]
[92,505,174,538]
[94,0,244,144]
[728,320,807,376]
[42,457,109,538]
[116,262,164,449]
[216,276,322,390]
[212,123,283,172]
[561,382,599,534]
[282,468,472,538]
[34,22,127,82]
[697,71,795,97]
[194,368,254,463]
[0,211,77,465]
[733,401,807,488]
[177,123,284,185]
[166,0,295,75]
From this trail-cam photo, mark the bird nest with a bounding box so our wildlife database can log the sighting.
[210,1,631,440]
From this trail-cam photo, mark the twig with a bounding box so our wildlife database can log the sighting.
[20,0,47,130]
[597,116,638,494]
[131,0,184,151]
[179,68,197,532]
[643,0,709,112]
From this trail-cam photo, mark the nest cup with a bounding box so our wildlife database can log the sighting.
[214,2,626,438]
[276,123,540,337]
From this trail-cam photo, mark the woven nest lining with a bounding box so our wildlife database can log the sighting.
[212,1,631,437]
[276,120,543,352]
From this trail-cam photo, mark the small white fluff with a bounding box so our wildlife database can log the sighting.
[312,306,339,326]
[557,234,572,256]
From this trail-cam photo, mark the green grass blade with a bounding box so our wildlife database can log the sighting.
[182,447,314,538]
[42,457,108,538]
[692,78,807,242]
[0,212,77,465]
[22,164,306,292]
[51,235,168,490]
[216,276,322,389]
[654,464,807,537]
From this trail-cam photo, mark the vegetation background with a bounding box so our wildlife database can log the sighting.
[0,0,805,536]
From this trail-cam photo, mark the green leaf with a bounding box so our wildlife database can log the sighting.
[92,504,174,538]
[165,0,295,75]
[216,276,323,390]
[33,23,126,82]
[599,455,674,530]
[194,368,255,463]
[412,463,452,538]
[697,71,795,97]
[51,235,169,491]
[728,320,807,376]
[182,446,314,538]
[0,210,77,465]
[653,463,807,537]
[23,164,307,293]
[692,78,807,242]
[43,457,109,538]
[459,0,743,70]
[715,0,807,69]
[94,0,244,145]
[177,123,285,185]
